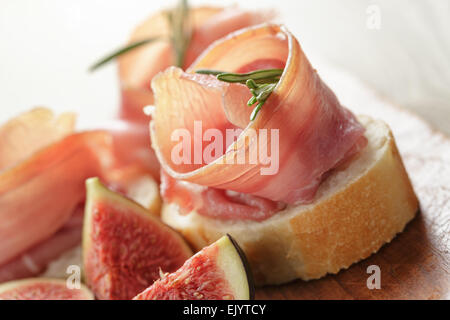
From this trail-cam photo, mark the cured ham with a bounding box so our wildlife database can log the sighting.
[0,206,84,283]
[0,131,112,266]
[150,24,367,207]
[0,110,159,280]
[119,6,271,122]
[94,120,160,180]
[161,170,285,221]
[0,5,272,282]
[0,108,75,170]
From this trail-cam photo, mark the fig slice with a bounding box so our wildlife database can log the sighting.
[0,278,94,300]
[134,235,255,300]
[83,177,193,300]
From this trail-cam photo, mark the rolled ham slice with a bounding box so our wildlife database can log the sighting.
[150,24,366,205]
[93,120,160,180]
[161,170,286,221]
[119,6,272,122]
[0,109,161,279]
[0,108,75,170]
[0,131,113,266]
[0,206,84,283]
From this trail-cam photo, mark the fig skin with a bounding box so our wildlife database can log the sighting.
[83,177,192,300]
[226,234,255,300]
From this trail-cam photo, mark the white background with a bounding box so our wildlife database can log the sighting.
[1,0,449,133]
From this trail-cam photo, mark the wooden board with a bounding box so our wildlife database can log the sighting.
[256,63,450,300]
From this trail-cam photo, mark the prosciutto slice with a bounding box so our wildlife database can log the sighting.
[119,6,272,122]
[94,120,160,180]
[0,206,84,283]
[0,131,112,266]
[0,108,75,170]
[150,24,366,205]
[0,110,159,279]
[161,170,285,221]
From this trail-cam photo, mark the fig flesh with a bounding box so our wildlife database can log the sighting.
[134,235,254,300]
[0,278,93,300]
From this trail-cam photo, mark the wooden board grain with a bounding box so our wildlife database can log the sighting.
[256,63,450,300]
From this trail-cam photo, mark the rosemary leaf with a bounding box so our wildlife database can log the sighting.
[89,37,162,72]
[255,83,276,101]
[195,69,226,76]
[250,103,264,121]
[247,96,257,106]
[195,68,283,121]
[217,69,283,83]
[170,0,191,67]
[246,79,258,89]
[89,0,192,72]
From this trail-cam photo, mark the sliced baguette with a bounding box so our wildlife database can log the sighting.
[161,116,419,285]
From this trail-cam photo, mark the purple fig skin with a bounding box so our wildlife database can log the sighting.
[226,234,255,300]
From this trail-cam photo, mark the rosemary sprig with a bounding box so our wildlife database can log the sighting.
[167,0,191,68]
[217,69,282,84]
[196,69,283,121]
[89,37,162,72]
[195,69,226,76]
[89,0,191,72]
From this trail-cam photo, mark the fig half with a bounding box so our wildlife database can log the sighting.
[134,235,255,300]
[0,278,94,300]
[83,177,192,300]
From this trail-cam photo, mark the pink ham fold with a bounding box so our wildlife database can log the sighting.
[0,131,112,266]
[0,108,75,170]
[0,206,84,282]
[119,6,272,123]
[161,170,286,221]
[0,119,161,281]
[150,24,366,205]
[0,108,160,280]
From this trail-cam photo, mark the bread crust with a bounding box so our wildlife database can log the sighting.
[162,118,419,285]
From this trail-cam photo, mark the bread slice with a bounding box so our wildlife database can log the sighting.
[161,116,419,285]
